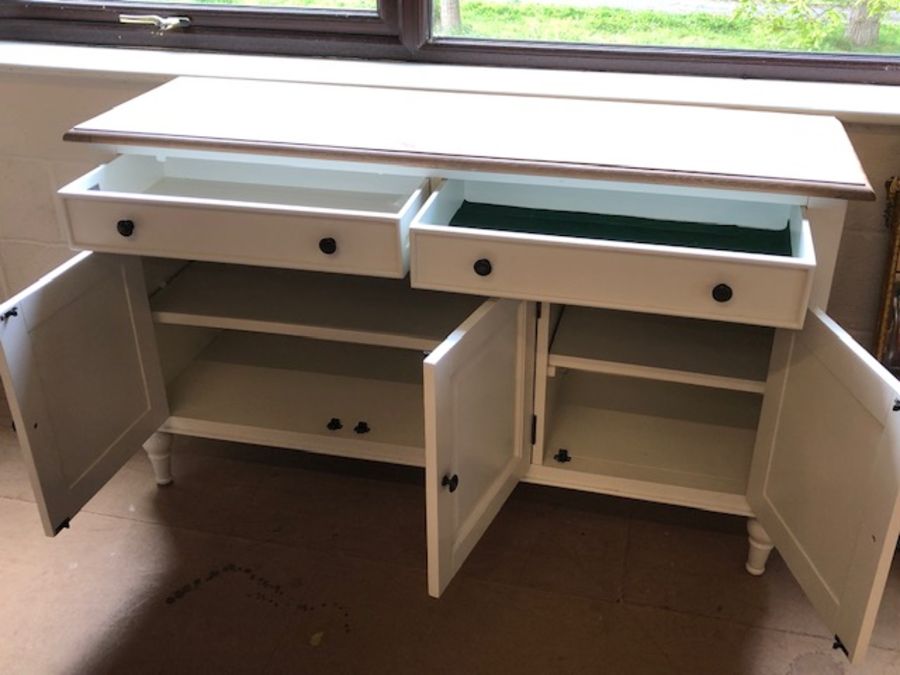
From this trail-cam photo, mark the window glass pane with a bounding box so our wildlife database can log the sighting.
[122,0,377,9]
[433,0,900,54]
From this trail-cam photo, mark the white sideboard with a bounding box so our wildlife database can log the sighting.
[0,77,895,665]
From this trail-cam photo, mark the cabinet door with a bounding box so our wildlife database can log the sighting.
[0,252,167,536]
[748,308,900,663]
[424,299,535,597]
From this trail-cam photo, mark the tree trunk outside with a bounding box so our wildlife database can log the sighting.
[845,1,881,48]
[441,0,462,32]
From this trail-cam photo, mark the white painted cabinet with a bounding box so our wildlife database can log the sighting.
[0,252,167,536]
[0,77,895,664]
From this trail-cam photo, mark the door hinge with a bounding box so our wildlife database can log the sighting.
[530,415,537,445]
[53,518,71,535]
[1,307,18,322]
[536,303,542,320]
[832,635,848,657]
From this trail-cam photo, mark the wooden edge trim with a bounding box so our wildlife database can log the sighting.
[875,178,900,362]
[64,128,877,201]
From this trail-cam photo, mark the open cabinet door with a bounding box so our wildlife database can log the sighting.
[0,252,167,536]
[748,308,900,663]
[424,299,535,597]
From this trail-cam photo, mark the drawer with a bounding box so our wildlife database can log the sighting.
[410,179,816,328]
[58,155,428,278]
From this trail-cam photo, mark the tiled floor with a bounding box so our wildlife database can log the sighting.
[1,397,899,674]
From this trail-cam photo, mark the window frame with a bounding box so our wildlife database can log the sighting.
[2,0,900,84]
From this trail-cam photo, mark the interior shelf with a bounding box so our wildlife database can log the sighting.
[162,331,426,467]
[538,371,759,513]
[151,262,483,351]
[549,306,774,393]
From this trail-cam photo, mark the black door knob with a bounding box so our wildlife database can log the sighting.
[442,474,459,493]
[473,259,492,277]
[116,219,135,238]
[712,283,733,303]
[319,237,337,255]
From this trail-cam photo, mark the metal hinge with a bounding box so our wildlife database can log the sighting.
[53,518,71,535]
[832,635,848,658]
[530,415,537,445]
[119,14,192,32]
[1,307,18,322]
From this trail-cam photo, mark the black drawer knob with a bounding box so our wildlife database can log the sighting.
[319,237,337,255]
[442,474,459,493]
[712,283,733,303]
[116,219,135,238]
[473,258,492,277]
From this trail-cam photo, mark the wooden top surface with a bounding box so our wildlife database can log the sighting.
[65,76,874,200]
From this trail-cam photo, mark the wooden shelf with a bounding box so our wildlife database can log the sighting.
[530,372,759,514]
[162,332,426,467]
[152,262,482,351]
[549,306,773,393]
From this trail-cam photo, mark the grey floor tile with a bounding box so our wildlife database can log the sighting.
[624,517,831,638]
[627,603,900,675]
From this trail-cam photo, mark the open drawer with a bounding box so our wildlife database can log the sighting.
[410,179,816,328]
[58,155,429,278]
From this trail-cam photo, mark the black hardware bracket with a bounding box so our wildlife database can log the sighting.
[893,399,900,412]
[354,421,370,434]
[326,417,343,431]
[833,635,848,657]
[53,518,71,535]
[553,449,571,463]
[1,307,18,322]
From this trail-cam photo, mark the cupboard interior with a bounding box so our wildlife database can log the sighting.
[426,179,806,257]
[89,154,425,215]
[147,260,486,468]
[538,304,772,509]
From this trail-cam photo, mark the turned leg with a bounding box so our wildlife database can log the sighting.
[746,517,774,576]
[143,432,174,487]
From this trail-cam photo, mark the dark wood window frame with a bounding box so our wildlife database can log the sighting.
[2,0,900,84]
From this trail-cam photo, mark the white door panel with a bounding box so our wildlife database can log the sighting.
[749,308,900,662]
[424,299,535,597]
[0,252,167,535]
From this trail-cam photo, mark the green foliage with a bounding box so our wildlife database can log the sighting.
[437,0,900,53]
[735,0,900,49]
[734,0,843,49]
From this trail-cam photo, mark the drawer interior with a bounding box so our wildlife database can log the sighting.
[83,155,425,215]
[422,179,807,258]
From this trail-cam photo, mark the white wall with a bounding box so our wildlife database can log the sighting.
[0,69,896,349]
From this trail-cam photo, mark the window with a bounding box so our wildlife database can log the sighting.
[1,0,899,83]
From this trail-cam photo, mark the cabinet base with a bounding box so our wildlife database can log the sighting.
[746,517,774,576]
[143,431,174,486]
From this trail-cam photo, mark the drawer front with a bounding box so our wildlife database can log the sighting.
[64,197,409,277]
[59,158,427,278]
[411,228,814,329]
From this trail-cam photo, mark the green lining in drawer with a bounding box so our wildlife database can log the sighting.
[448,202,793,257]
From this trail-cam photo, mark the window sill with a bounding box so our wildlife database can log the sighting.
[1,41,899,125]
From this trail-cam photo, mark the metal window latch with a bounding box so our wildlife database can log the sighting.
[119,14,192,32]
